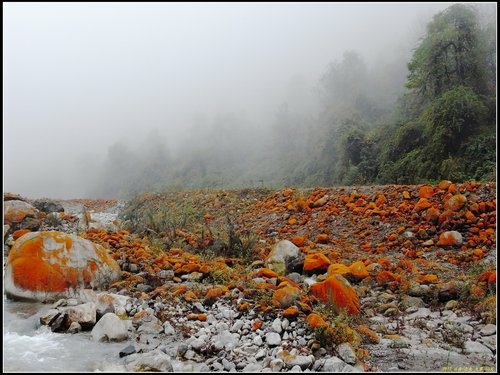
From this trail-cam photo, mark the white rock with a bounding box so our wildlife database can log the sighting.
[163,321,175,335]
[253,335,263,346]
[91,313,130,342]
[266,332,282,346]
[272,318,283,333]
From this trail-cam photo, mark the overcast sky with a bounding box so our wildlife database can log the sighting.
[4,2,453,198]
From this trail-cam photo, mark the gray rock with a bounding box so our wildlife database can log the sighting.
[337,343,357,365]
[256,348,266,359]
[406,307,432,320]
[125,349,173,372]
[480,324,496,336]
[231,320,244,332]
[243,363,262,372]
[464,340,493,356]
[67,321,82,333]
[290,365,302,372]
[62,302,97,330]
[177,343,188,357]
[213,331,240,351]
[479,335,496,351]
[269,358,284,372]
[321,356,346,372]
[119,345,136,358]
[287,355,314,370]
[191,338,206,352]
[399,296,426,310]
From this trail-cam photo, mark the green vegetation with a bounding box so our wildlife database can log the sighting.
[90,4,495,199]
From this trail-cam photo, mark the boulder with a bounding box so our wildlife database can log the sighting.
[4,231,121,301]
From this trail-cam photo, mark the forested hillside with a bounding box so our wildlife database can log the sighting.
[90,4,496,198]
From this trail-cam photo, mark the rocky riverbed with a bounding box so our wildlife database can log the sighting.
[3,183,497,372]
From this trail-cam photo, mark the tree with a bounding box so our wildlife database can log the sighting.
[406,4,486,100]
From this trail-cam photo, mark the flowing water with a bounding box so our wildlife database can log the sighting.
[3,296,132,372]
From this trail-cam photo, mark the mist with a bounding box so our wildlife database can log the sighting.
[4,2,469,198]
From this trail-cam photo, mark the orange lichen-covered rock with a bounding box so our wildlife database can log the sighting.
[282,306,300,319]
[376,271,399,286]
[4,231,121,301]
[438,180,452,190]
[309,274,360,315]
[187,313,207,321]
[437,231,463,246]
[478,270,496,285]
[425,207,441,224]
[349,261,369,279]
[327,263,350,276]
[204,286,229,305]
[357,324,380,344]
[444,194,467,212]
[303,253,331,274]
[315,234,330,244]
[419,185,434,199]
[306,312,329,329]
[413,198,433,212]
[415,274,439,284]
[272,284,301,309]
[291,236,306,247]
[256,268,280,279]
[4,200,39,226]
[12,229,31,240]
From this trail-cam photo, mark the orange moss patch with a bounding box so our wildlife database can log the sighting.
[437,231,463,246]
[315,234,330,244]
[291,236,306,247]
[282,306,300,319]
[327,263,350,276]
[7,231,120,295]
[272,284,301,309]
[357,324,380,344]
[306,312,329,329]
[303,253,332,274]
[376,271,399,286]
[309,274,360,315]
[252,319,263,330]
[438,180,452,190]
[478,270,496,285]
[204,286,228,305]
[12,229,31,240]
[444,194,467,212]
[419,185,434,199]
[187,313,207,321]
[349,261,369,279]
[256,268,280,279]
[415,274,439,284]
[413,198,433,212]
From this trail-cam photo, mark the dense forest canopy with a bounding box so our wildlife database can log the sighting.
[88,4,496,198]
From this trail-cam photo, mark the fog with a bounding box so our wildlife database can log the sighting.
[4,2,455,198]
